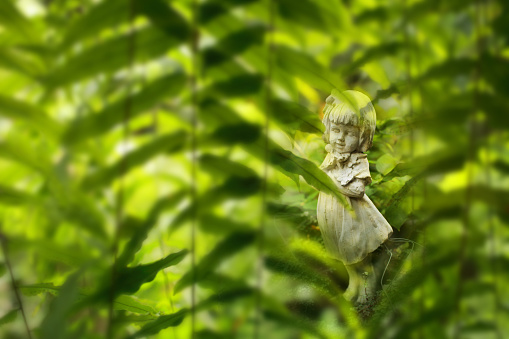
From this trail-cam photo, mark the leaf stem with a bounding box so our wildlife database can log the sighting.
[0,233,33,339]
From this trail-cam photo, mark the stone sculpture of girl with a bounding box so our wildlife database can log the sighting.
[317,89,393,304]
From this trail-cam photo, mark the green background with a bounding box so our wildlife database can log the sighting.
[0,0,508,338]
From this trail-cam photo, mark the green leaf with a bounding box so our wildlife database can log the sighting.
[98,249,188,300]
[264,255,337,297]
[20,283,60,297]
[129,309,188,338]
[200,154,257,178]
[199,214,253,234]
[61,0,127,48]
[63,73,186,144]
[196,287,254,312]
[203,26,265,69]
[0,184,34,206]
[276,0,330,33]
[46,28,185,88]
[170,175,262,232]
[204,123,261,145]
[0,0,38,42]
[204,74,263,98]
[0,94,61,137]
[0,309,17,327]
[376,154,399,176]
[275,45,341,92]
[263,308,327,339]
[174,231,256,293]
[270,99,323,135]
[0,47,44,78]
[117,190,186,267]
[345,42,404,73]
[267,144,350,209]
[63,0,189,49]
[81,130,187,190]
[113,295,156,314]
[39,273,81,339]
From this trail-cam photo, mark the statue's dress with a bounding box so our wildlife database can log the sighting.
[317,152,393,265]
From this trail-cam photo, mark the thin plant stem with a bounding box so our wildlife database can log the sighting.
[254,0,274,338]
[107,0,135,337]
[190,0,200,337]
[0,233,33,339]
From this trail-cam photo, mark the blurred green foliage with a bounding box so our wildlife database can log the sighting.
[0,0,508,338]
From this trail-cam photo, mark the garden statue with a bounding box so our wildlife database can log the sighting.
[317,90,393,304]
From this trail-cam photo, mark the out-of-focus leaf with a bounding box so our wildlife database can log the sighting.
[200,154,257,178]
[61,0,126,47]
[171,175,262,232]
[20,283,60,297]
[264,255,337,297]
[275,45,341,92]
[0,309,17,327]
[21,283,156,314]
[196,330,234,339]
[203,26,265,69]
[0,47,43,77]
[271,99,323,135]
[0,185,34,206]
[174,231,256,293]
[0,95,60,136]
[113,295,156,314]
[117,190,186,267]
[198,0,257,25]
[116,314,157,325]
[0,263,5,277]
[39,273,80,339]
[276,0,329,32]
[82,130,187,190]
[199,214,253,234]
[63,0,189,49]
[203,123,261,145]
[136,0,189,39]
[198,98,243,126]
[345,42,404,73]
[196,287,254,311]
[383,149,467,181]
[0,0,38,41]
[384,175,422,230]
[46,28,185,88]
[417,58,475,83]
[204,74,263,98]
[63,73,186,144]
[376,154,399,176]
[128,309,188,338]
[263,307,327,339]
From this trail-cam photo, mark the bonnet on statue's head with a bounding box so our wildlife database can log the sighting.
[322,89,377,153]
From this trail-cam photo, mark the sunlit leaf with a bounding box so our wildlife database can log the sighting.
[82,130,187,190]
[63,72,186,144]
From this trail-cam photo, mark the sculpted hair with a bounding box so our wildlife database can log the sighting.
[322,90,376,153]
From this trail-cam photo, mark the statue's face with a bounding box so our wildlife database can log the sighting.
[329,122,360,154]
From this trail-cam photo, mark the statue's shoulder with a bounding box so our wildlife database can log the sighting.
[320,153,335,170]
